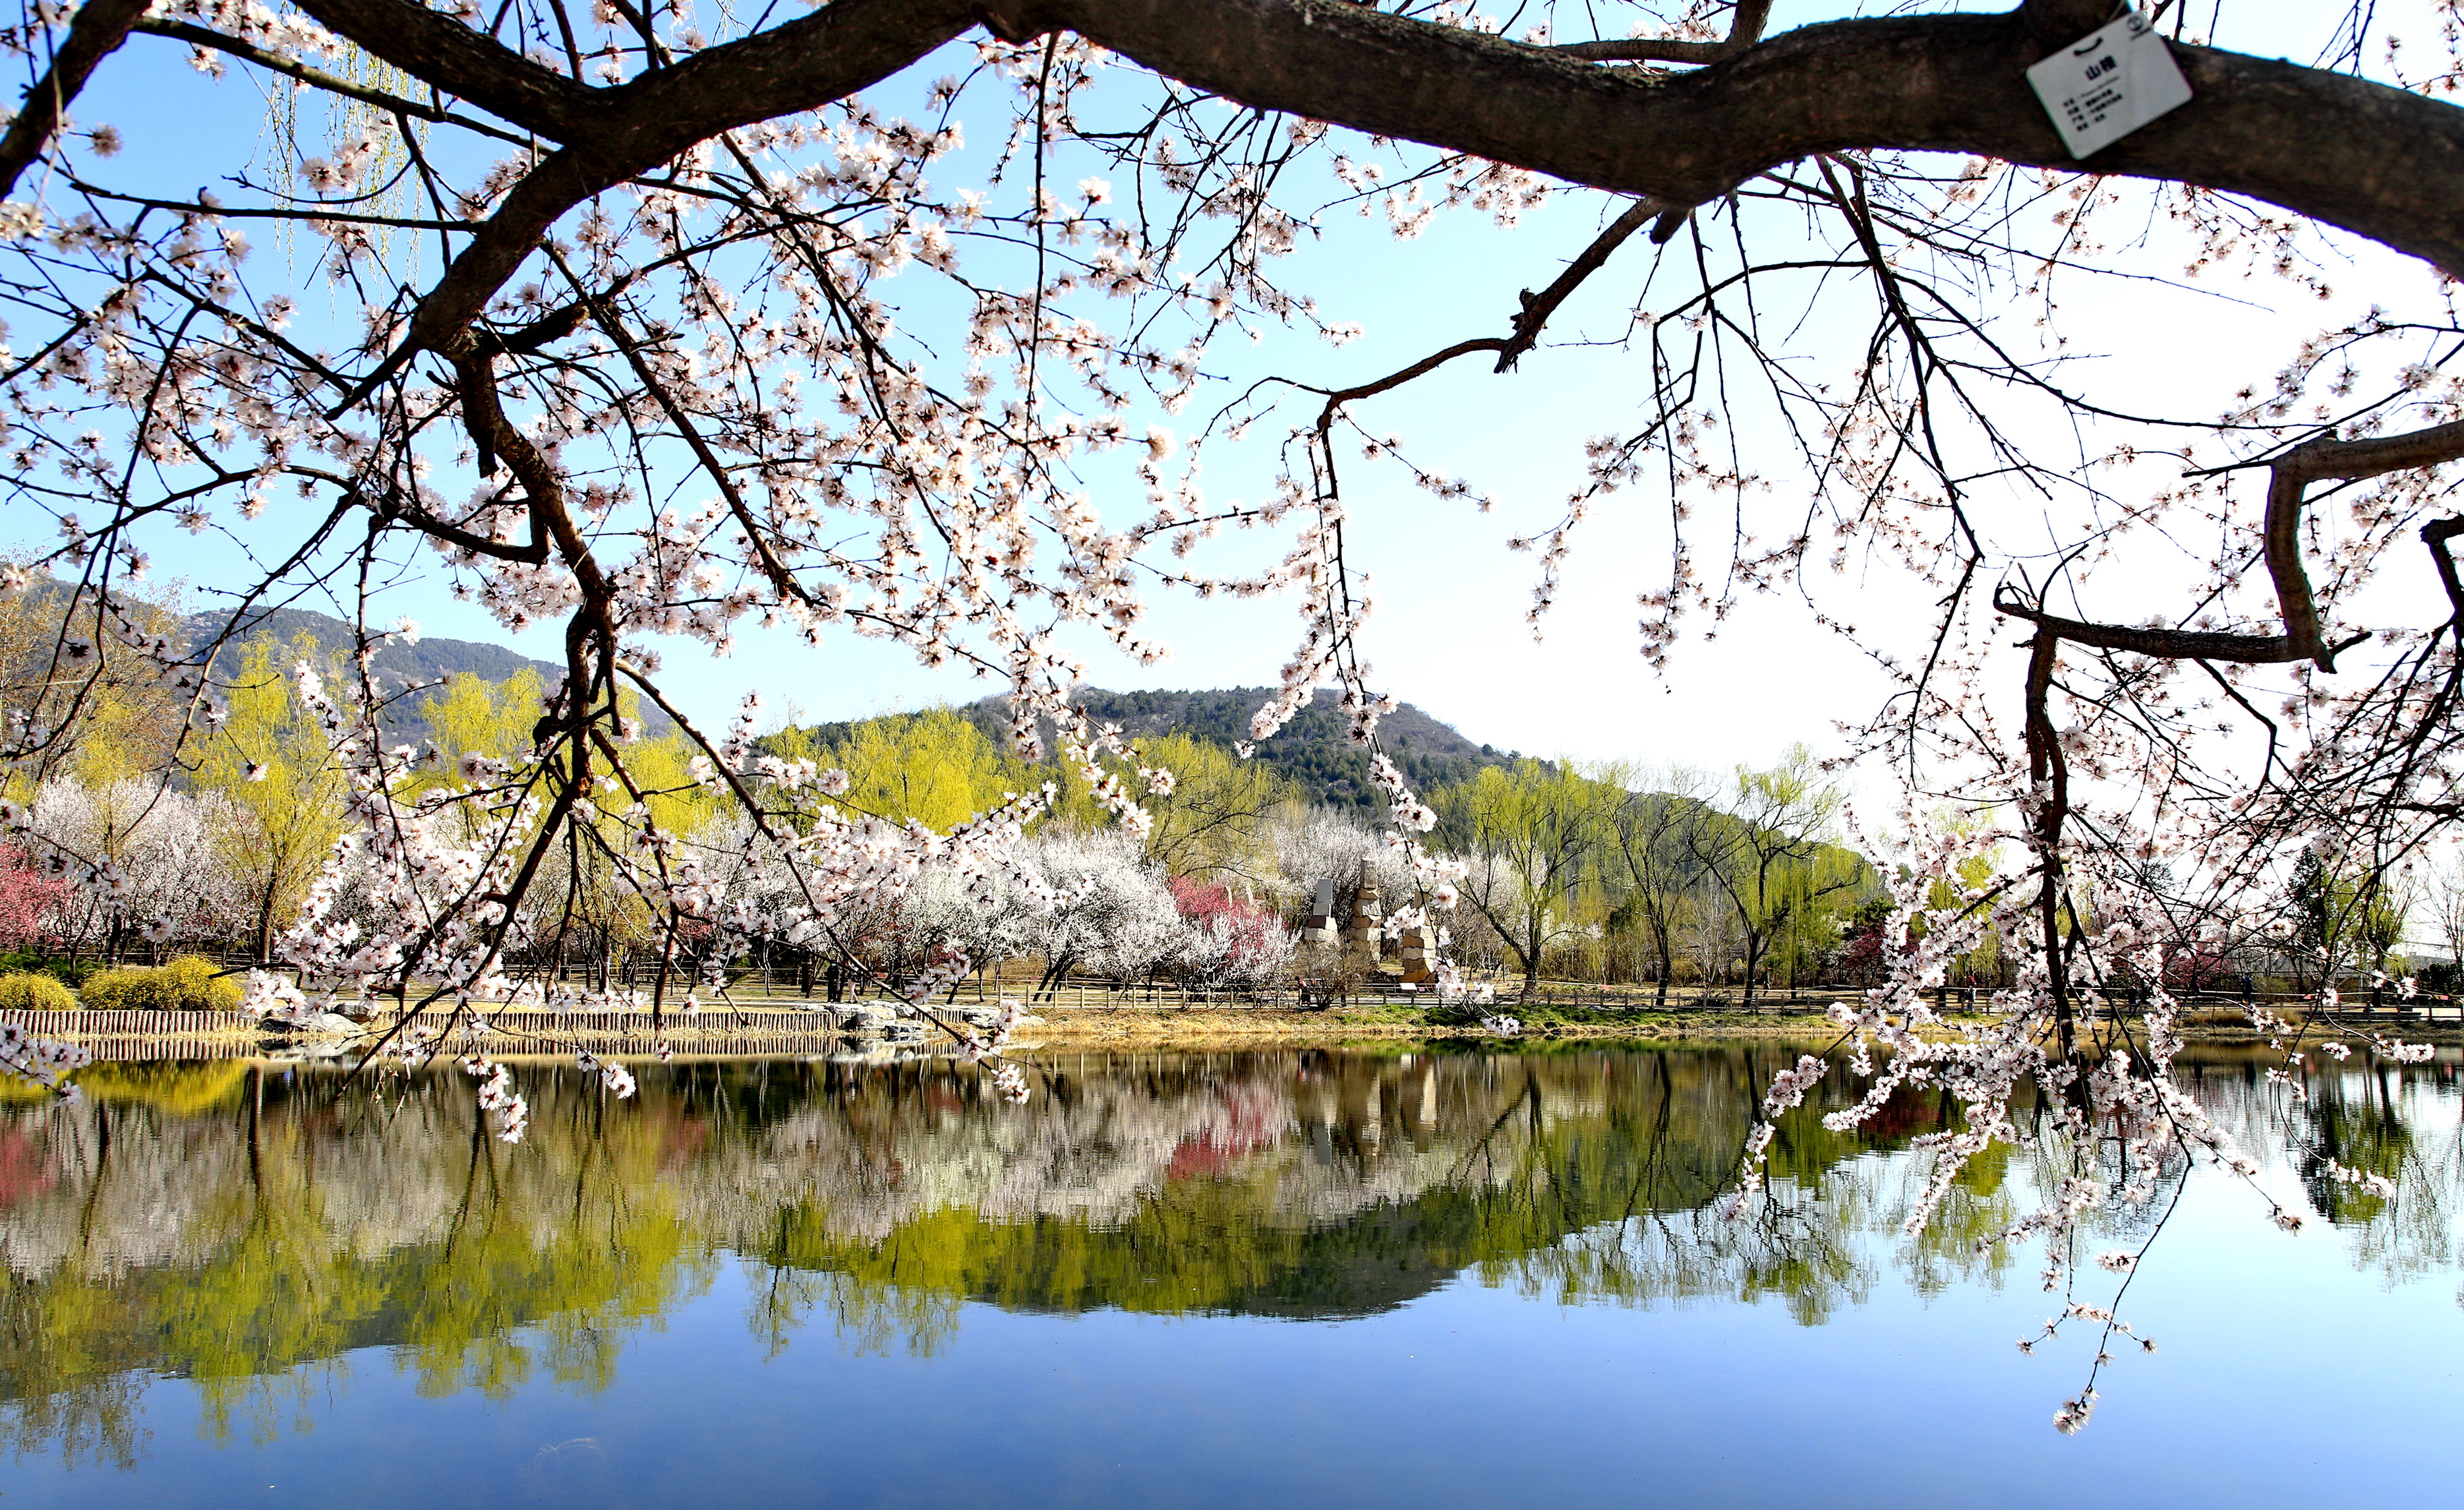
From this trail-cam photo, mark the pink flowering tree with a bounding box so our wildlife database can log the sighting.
[1166,875,1294,993]
[0,842,67,952]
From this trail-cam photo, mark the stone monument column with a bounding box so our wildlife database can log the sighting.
[1345,863,1381,963]
[1301,876,1338,944]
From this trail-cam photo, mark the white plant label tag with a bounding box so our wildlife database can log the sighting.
[2026,10,2193,159]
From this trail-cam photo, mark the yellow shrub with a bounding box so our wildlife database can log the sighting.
[78,955,243,1012]
[0,972,76,1012]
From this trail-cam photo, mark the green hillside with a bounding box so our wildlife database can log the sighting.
[959,686,1535,812]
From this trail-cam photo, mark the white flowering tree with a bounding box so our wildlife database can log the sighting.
[1270,806,1423,911]
[887,859,1038,982]
[5,0,2464,1424]
[1016,830,1185,994]
[28,778,239,953]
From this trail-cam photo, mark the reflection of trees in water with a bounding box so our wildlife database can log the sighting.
[0,1046,2455,1463]
[1,1067,713,1466]
[2289,1064,2460,1293]
[2173,1055,2463,1296]
[1494,1055,2026,1326]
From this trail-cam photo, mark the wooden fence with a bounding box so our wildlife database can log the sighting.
[1,1005,876,1062]
[3,1009,261,1038]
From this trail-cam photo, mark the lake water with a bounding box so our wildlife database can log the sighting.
[0,1042,2456,1507]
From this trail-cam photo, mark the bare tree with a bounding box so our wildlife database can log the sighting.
[2422,849,2464,977]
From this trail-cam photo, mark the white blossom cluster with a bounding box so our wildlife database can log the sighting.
[459,1054,530,1143]
[0,1022,90,1100]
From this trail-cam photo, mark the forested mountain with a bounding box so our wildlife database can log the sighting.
[186,605,556,688]
[178,605,672,739]
[3,578,671,755]
[957,686,1534,812]
[782,686,1525,811]
[185,607,676,743]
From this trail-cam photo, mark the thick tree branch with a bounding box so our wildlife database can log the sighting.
[2019,1,2126,46]
[2002,417,2464,671]
[291,0,599,140]
[301,0,2464,387]
[347,0,978,376]
[2423,517,2464,626]
[0,0,149,202]
[1053,1,2464,276]
[1993,590,2367,666]
[1552,0,1771,66]
[2264,419,2464,667]
[2275,417,2464,486]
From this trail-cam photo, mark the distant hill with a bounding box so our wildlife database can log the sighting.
[778,686,1528,811]
[9,579,620,741]
[962,686,1535,812]
[181,605,673,739]
[187,605,558,686]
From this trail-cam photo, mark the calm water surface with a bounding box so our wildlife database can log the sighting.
[0,1042,2457,1507]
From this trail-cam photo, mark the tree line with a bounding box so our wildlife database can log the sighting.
[17,584,2454,1010]
[4,584,1896,1002]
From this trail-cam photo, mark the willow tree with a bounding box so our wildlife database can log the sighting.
[192,634,348,962]
[772,706,1034,831]
[5,0,2464,1421]
[1438,758,1619,1000]
[1111,733,1292,885]
[1685,746,1863,1007]
[1597,762,1713,1009]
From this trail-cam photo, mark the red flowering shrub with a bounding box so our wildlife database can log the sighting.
[0,847,65,953]
[1166,876,1284,967]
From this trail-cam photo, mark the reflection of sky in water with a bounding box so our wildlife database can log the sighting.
[0,1045,2455,1508]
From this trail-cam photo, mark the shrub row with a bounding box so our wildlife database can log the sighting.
[0,955,243,1013]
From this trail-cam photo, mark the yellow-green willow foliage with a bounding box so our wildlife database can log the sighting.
[0,578,191,791]
[192,634,349,962]
[404,675,725,975]
[1118,733,1291,882]
[1689,747,1866,1001]
[1917,808,2007,984]
[420,667,546,766]
[1436,758,1624,1000]
[531,715,724,978]
[773,707,1037,830]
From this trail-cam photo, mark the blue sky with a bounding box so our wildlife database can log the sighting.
[9,1,2446,791]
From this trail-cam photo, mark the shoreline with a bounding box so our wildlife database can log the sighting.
[9,1002,2461,1058]
[1005,1006,2464,1050]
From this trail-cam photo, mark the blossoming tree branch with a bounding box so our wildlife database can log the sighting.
[5,0,2463,1418]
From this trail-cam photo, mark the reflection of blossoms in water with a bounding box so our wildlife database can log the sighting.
[1165,1083,1289,1180]
[0,1126,57,1209]
[0,1045,2456,1463]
